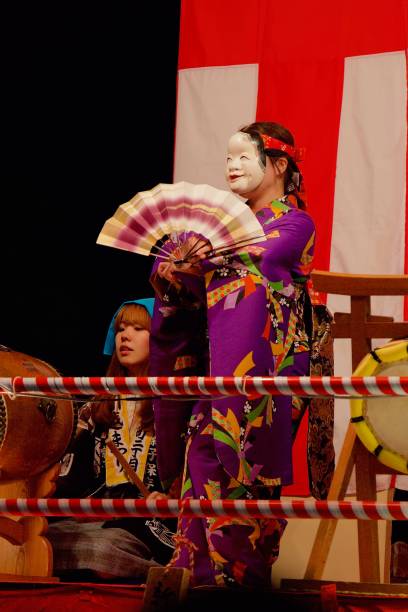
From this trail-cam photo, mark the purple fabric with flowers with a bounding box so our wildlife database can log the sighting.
[150,197,315,587]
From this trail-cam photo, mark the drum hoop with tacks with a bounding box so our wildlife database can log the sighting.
[350,339,408,474]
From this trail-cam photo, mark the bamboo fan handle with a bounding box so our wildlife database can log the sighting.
[105,438,150,498]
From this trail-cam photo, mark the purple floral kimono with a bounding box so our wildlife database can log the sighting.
[150,197,316,587]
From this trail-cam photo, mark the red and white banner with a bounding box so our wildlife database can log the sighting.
[173,0,408,495]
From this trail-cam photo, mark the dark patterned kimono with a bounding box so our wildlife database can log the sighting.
[150,197,331,587]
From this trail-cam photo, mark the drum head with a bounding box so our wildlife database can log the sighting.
[351,340,408,474]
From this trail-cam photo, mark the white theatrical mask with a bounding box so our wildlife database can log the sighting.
[225,131,265,197]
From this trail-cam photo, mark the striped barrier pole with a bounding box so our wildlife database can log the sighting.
[1,498,408,520]
[1,375,408,398]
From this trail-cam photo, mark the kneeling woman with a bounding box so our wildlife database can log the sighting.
[47,298,176,582]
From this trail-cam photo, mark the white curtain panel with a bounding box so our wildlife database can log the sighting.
[174,64,258,190]
[329,50,407,466]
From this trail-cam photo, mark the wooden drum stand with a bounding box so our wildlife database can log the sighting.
[300,271,408,587]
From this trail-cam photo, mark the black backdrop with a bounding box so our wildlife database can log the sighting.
[1,2,181,375]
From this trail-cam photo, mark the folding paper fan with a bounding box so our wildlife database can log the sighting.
[96,181,265,263]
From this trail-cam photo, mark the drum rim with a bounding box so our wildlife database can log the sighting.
[350,339,408,474]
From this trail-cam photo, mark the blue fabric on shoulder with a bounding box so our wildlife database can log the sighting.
[103,298,155,355]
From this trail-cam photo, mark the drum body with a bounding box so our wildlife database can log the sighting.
[350,339,408,474]
[0,346,75,481]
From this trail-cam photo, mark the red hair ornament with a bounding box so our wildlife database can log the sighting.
[260,134,305,164]
[259,134,308,208]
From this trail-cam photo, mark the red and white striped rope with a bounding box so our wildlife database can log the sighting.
[1,375,408,398]
[1,499,408,520]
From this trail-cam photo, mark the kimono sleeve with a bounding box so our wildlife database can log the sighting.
[260,209,315,285]
[149,258,209,492]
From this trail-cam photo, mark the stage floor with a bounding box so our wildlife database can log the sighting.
[0,579,408,611]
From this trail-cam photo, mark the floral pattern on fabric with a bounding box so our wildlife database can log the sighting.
[150,197,320,587]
